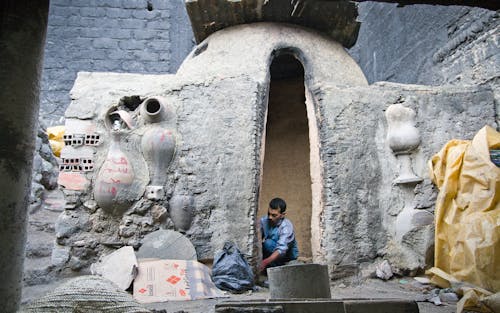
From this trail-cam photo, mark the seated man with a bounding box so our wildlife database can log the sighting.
[259,197,299,272]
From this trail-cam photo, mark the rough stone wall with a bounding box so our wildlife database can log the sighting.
[57,69,497,279]
[51,22,499,281]
[52,72,265,272]
[27,0,194,285]
[51,24,369,276]
[349,3,498,87]
[40,0,194,126]
[172,76,267,259]
[26,3,499,288]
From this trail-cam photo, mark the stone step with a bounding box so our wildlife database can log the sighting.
[215,299,419,313]
[25,230,55,258]
[23,256,56,287]
[28,206,60,230]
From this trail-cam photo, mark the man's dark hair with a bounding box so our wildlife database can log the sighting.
[269,197,287,213]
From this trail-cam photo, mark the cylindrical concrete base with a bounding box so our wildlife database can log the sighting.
[268,263,331,299]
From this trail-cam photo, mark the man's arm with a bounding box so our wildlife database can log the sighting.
[260,250,280,272]
[274,219,295,255]
[259,219,295,272]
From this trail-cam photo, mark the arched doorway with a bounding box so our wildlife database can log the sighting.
[258,52,313,261]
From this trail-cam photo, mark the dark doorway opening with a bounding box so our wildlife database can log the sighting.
[258,53,312,260]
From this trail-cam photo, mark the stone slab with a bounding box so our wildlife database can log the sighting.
[215,299,419,313]
[136,229,197,260]
[90,246,138,290]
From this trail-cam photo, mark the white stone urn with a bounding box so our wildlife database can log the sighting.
[385,103,422,184]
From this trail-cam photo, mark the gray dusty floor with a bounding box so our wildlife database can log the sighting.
[142,278,457,313]
[22,277,459,313]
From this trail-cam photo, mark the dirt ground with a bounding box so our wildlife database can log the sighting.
[143,278,457,313]
[22,276,459,313]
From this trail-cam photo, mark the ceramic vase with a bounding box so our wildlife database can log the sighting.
[169,195,193,233]
[141,127,176,200]
[94,133,135,215]
[140,97,170,124]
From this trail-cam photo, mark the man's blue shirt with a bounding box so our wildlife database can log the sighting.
[260,216,299,262]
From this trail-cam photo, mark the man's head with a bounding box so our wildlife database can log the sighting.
[268,197,287,226]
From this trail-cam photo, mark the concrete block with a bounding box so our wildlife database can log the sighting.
[100,0,121,7]
[216,304,285,313]
[122,0,145,9]
[132,9,161,19]
[343,299,419,313]
[80,28,102,38]
[134,50,159,62]
[147,20,166,30]
[108,49,135,60]
[120,18,146,29]
[111,29,134,39]
[93,38,118,49]
[215,299,418,313]
[70,0,90,7]
[133,29,157,40]
[121,60,146,72]
[50,5,77,17]
[80,7,107,18]
[119,39,147,50]
[146,40,169,51]
[106,8,131,18]
[48,15,67,26]
[99,18,120,28]
[150,0,169,10]
[268,264,331,299]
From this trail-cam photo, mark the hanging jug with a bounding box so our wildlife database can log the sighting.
[141,127,176,200]
[94,128,135,215]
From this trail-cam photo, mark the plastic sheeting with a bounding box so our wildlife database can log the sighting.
[47,125,65,157]
[428,125,500,312]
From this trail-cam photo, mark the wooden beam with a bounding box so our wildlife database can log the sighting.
[349,0,499,11]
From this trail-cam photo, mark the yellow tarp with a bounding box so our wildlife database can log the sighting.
[428,125,500,312]
[47,125,65,157]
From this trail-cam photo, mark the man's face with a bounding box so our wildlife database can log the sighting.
[267,208,284,226]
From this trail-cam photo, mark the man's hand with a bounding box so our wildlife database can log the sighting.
[259,250,281,272]
[259,258,270,272]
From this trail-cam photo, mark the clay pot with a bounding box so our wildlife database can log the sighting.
[94,133,135,215]
[140,97,170,124]
[168,195,193,233]
[141,127,176,187]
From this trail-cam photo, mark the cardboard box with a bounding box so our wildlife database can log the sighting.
[133,259,225,303]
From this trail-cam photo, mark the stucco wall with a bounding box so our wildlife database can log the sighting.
[54,23,498,278]
[55,72,265,268]
[315,83,497,276]
[28,5,499,286]
[53,24,369,272]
